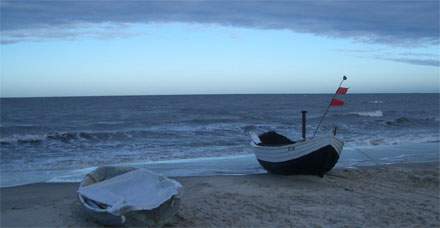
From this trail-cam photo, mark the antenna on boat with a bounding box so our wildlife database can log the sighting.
[312,76,348,137]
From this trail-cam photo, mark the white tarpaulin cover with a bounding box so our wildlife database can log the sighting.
[78,168,182,216]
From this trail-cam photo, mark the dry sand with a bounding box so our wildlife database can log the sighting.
[1,162,439,227]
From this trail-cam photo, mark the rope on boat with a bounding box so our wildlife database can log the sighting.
[355,148,380,166]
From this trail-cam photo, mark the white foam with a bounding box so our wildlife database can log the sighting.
[350,110,383,117]
[0,134,46,143]
[47,167,97,183]
[47,154,261,183]
[121,154,255,166]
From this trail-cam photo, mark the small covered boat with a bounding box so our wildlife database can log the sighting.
[78,166,182,226]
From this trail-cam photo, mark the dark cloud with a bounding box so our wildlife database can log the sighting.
[1,0,439,45]
[0,22,139,44]
[334,48,440,67]
[380,57,440,67]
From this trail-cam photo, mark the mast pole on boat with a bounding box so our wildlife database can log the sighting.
[301,110,307,140]
[312,76,347,137]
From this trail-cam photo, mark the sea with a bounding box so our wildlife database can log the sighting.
[1,94,439,187]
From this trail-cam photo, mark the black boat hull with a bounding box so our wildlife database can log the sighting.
[257,145,340,176]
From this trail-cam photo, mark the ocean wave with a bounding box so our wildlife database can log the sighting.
[370,135,440,146]
[385,117,411,126]
[0,123,244,145]
[383,116,438,127]
[0,130,145,145]
[349,110,383,117]
[368,100,383,104]
[343,133,440,147]
[93,121,127,125]
[0,134,45,145]
[181,117,241,125]
[331,110,384,118]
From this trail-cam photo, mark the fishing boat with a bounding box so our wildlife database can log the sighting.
[78,166,182,226]
[250,76,348,176]
[250,130,343,176]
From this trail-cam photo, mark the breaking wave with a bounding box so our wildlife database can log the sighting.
[367,135,440,146]
[349,110,383,117]
[368,100,383,104]
[0,134,45,145]
[0,123,246,145]
[1,130,154,145]
[332,110,384,118]
[383,117,438,127]
[385,117,411,126]
[334,110,383,117]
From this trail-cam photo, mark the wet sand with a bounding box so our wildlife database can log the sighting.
[1,162,439,227]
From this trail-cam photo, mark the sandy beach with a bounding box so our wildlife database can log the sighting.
[1,162,439,227]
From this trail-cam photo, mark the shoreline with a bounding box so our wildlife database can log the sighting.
[1,160,438,189]
[3,141,439,188]
[1,162,439,227]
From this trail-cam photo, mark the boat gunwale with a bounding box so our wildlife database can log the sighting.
[250,134,342,150]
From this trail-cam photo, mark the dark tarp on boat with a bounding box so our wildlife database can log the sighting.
[257,131,295,146]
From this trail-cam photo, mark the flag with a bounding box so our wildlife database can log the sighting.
[336,87,349,95]
[330,98,344,106]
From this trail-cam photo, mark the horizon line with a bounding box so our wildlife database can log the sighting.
[1,92,439,99]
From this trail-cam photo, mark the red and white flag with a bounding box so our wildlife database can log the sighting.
[336,87,349,95]
[330,98,344,106]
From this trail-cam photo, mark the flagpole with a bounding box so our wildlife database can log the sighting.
[312,76,347,138]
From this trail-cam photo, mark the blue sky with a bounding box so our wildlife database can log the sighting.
[1,1,439,97]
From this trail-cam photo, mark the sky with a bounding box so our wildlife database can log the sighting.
[1,0,439,97]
